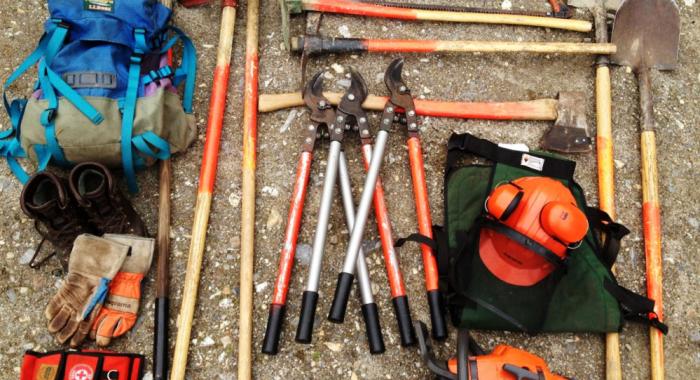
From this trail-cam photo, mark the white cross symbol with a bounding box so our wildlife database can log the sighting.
[73,369,91,380]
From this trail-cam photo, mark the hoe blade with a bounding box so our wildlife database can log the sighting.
[611,0,680,71]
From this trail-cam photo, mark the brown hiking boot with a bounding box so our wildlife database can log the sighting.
[20,172,93,268]
[68,162,147,237]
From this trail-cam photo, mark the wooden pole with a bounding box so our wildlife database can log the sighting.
[155,2,173,378]
[593,7,622,380]
[154,159,172,380]
[300,0,593,32]
[170,1,238,379]
[238,0,260,378]
[258,92,558,120]
[370,40,617,54]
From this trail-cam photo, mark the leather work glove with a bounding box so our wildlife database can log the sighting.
[45,234,129,347]
[90,234,154,346]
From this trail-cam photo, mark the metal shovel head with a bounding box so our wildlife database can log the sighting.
[611,0,680,71]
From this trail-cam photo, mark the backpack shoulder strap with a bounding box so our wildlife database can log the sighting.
[585,206,630,268]
[603,278,668,334]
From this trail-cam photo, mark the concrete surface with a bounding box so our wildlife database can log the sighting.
[0,0,698,379]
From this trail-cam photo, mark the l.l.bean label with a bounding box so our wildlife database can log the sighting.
[84,0,114,12]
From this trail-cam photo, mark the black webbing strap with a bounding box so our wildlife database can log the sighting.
[480,218,568,272]
[604,279,669,334]
[446,133,577,181]
[586,207,631,268]
[395,227,453,292]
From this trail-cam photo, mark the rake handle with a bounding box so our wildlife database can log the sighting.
[259,92,558,121]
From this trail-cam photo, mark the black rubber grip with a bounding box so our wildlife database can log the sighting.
[262,304,286,355]
[295,291,318,344]
[392,295,416,346]
[291,35,367,56]
[328,272,354,323]
[428,290,448,341]
[153,297,169,380]
[361,303,386,354]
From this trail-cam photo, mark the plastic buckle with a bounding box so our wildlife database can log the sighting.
[40,108,57,126]
[130,53,144,64]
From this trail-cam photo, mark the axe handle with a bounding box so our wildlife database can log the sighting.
[259,92,558,121]
[300,0,592,32]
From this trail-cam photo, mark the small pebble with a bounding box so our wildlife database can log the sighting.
[338,25,351,38]
[200,336,215,347]
[295,244,313,266]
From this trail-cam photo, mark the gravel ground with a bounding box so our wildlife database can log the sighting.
[0,0,698,379]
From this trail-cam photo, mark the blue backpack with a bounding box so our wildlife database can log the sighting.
[1,0,197,192]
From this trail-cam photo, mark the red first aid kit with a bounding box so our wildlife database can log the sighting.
[20,350,144,380]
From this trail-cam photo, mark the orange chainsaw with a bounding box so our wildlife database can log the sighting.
[415,322,572,380]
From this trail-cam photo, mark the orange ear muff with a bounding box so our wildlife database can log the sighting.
[540,201,589,246]
[486,183,524,221]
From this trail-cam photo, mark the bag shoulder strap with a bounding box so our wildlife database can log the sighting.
[585,206,630,268]
[603,278,668,334]
[446,133,576,180]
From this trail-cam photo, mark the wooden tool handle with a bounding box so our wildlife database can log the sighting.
[638,69,664,380]
[427,40,616,54]
[239,0,260,378]
[170,3,237,380]
[305,0,592,32]
[259,92,558,121]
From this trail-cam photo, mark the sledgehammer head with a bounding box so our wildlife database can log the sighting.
[542,92,592,153]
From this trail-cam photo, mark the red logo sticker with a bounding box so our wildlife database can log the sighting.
[69,364,94,380]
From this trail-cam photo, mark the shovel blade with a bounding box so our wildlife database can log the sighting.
[611,0,680,71]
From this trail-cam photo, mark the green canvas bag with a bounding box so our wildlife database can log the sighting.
[424,133,668,334]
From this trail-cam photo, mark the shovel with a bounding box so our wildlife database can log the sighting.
[611,1,679,379]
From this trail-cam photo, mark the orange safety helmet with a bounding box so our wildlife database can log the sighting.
[482,177,588,286]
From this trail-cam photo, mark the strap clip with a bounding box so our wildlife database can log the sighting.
[40,107,57,126]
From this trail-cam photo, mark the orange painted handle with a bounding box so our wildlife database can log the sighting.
[362,144,406,298]
[407,137,439,291]
[272,152,313,305]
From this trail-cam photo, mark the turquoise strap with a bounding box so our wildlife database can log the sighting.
[132,131,171,161]
[44,65,103,124]
[121,29,148,193]
[38,61,69,166]
[161,27,197,113]
[142,66,174,85]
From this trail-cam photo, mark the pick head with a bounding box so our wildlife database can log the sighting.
[611,0,680,71]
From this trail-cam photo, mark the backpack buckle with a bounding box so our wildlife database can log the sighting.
[130,53,143,64]
[41,108,57,126]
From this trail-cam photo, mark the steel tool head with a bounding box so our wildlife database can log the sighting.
[337,68,369,119]
[542,92,592,153]
[303,72,335,128]
[384,58,414,110]
[611,0,680,71]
